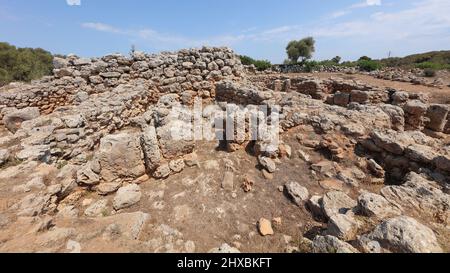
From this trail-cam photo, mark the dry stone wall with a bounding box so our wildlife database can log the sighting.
[250,75,450,135]
[0,47,245,123]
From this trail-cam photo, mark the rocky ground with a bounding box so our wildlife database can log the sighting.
[0,47,449,253]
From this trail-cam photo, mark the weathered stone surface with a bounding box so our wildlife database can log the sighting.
[153,163,171,179]
[0,149,10,165]
[312,235,359,253]
[258,156,276,173]
[381,172,450,220]
[140,126,161,172]
[327,214,359,241]
[405,144,437,164]
[96,182,122,195]
[77,164,100,186]
[307,195,324,220]
[368,216,442,253]
[322,191,357,220]
[367,159,385,178]
[357,192,402,219]
[3,107,40,133]
[113,184,142,210]
[85,199,108,217]
[169,159,185,173]
[98,132,145,182]
[371,130,405,155]
[157,123,195,160]
[284,182,309,206]
[258,218,274,236]
[434,155,450,172]
[426,104,449,132]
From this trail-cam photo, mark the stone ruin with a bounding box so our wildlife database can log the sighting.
[0,47,449,253]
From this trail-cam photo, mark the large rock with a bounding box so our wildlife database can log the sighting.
[357,192,402,219]
[370,130,405,155]
[157,122,194,160]
[312,235,359,253]
[404,100,428,129]
[434,155,450,172]
[258,156,277,173]
[99,212,149,240]
[113,184,142,210]
[381,172,449,221]
[284,182,309,206]
[3,107,40,133]
[425,104,449,132]
[0,149,10,165]
[327,214,359,241]
[321,191,357,220]
[368,216,442,253]
[85,199,108,217]
[140,126,162,172]
[380,104,405,131]
[405,144,437,164]
[77,163,100,186]
[98,132,146,182]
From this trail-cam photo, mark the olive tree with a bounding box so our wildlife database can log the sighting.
[286,37,315,64]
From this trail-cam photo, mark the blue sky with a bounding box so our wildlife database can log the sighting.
[0,0,449,63]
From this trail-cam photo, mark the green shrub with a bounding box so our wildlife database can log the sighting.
[0,42,53,86]
[340,61,358,68]
[424,68,436,77]
[358,56,372,62]
[416,62,439,70]
[239,55,255,66]
[415,62,450,70]
[239,55,272,71]
[358,59,381,72]
[253,59,272,71]
[304,60,319,72]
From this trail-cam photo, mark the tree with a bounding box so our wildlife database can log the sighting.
[0,42,53,86]
[286,37,316,64]
[331,56,342,64]
[358,56,372,62]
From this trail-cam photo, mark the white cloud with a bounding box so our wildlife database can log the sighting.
[66,0,81,6]
[366,0,382,6]
[82,22,123,34]
[332,0,382,18]
[81,22,244,48]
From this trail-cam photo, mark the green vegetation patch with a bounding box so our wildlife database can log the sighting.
[0,42,53,86]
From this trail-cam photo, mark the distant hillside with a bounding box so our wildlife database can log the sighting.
[0,42,53,86]
[378,50,450,69]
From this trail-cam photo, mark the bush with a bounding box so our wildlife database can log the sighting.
[239,55,255,66]
[239,55,272,71]
[0,42,53,86]
[358,59,381,72]
[415,62,450,70]
[304,60,319,72]
[416,62,440,70]
[253,59,272,71]
[358,56,372,62]
[424,68,436,77]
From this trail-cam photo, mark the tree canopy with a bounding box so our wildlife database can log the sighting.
[286,37,316,64]
[0,42,53,86]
